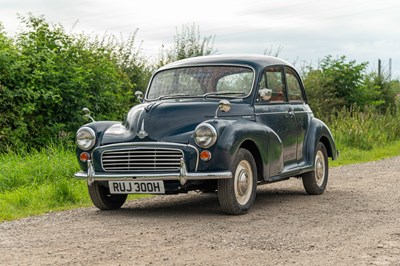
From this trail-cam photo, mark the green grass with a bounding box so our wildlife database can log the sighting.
[0,146,147,222]
[331,140,400,167]
[0,146,92,221]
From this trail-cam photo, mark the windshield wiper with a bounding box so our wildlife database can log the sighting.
[203,91,246,99]
[157,93,191,100]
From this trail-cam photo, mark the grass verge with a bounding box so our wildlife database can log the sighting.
[0,146,145,222]
[331,140,400,167]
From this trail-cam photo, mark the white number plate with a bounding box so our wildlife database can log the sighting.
[108,180,165,194]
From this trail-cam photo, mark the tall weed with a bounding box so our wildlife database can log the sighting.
[329,106,400,150]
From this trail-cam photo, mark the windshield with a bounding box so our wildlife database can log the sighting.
[146,66,254,100]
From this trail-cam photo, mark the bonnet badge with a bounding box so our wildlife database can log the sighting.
[137,120,148,139]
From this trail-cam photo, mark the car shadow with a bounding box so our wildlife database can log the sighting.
[91,185,315,219]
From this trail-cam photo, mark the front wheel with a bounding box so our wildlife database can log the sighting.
[302,142,329,195]
[218,148,257,215]
[88,182,127,210]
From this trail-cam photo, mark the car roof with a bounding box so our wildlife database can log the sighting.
[159,54,294,71]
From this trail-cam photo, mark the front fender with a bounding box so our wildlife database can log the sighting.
[206,119,283,178]
[76,121,120,170]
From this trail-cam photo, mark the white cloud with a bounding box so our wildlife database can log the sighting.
[1,0,399,77]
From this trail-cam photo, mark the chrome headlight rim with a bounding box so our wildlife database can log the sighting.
[194,123,217,148]
[76,126,96,151]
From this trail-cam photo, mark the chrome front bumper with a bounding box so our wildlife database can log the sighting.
[74,159,232,186]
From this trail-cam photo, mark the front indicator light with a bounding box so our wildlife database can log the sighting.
[80,152,90,162]
[200,150,212,161]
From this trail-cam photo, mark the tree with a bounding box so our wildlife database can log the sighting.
[363,73,397,114]
[157,23,216,67]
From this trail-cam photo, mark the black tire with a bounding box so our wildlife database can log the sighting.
[218,148,257,215]
[302,142,329,195]
[88,182,127,210]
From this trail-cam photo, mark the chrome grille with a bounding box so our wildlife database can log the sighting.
[101,148,183,172]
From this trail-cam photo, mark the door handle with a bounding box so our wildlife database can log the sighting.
[288,110,295,117]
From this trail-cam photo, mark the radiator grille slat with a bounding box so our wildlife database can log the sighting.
[101,148,183,172]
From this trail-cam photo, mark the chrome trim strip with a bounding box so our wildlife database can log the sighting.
[75,159,231,186]
[74,171,232,184]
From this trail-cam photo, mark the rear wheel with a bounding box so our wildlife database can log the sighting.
[88,182,127,210]
[218,148,257,215]
[302,142,328,195]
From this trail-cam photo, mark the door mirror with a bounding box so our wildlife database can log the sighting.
[259,88,272,101]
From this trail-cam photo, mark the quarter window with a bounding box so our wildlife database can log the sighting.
[285,68,304,102]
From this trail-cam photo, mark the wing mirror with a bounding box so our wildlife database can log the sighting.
[135,91,144,103]
[259,88,272,101]
[82,107,95,122]
[214,99,231,119]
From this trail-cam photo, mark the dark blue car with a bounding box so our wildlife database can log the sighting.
[74,54,338,215]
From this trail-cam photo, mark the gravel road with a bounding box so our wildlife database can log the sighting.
[1,157,400,266]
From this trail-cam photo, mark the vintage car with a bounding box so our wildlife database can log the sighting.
[74,54,338,215]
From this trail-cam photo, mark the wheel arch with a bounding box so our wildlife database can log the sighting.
[240,140,263,182]
[319,135,335,159]
[304,118,338,166]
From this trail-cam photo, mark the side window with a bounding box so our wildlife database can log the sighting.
[257,66,285,103]
[285,68,305,102]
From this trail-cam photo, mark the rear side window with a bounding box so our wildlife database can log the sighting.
[285,68,305,102]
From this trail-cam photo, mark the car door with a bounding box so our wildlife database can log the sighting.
[254,65,298,175]
[284,66,312,166]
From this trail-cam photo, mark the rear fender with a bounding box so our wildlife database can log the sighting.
[304,118,338,166]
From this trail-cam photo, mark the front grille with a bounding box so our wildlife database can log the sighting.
[101,148,183,172]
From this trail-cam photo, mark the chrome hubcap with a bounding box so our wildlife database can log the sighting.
[315,150,325,186]
[234,160,253,205]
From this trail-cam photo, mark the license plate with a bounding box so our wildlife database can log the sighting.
[108,180,165,194]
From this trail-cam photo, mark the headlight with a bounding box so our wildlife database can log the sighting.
[194,123,217,148]
[76,127,96,150]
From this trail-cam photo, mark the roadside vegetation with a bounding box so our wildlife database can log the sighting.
[1,15,400,221]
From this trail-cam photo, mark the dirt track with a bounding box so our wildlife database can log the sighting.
[1,157,400,265]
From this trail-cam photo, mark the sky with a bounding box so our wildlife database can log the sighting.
[1,0,400,78]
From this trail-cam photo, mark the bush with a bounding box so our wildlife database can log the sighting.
[0,15,149,151]
[303,55,397,119]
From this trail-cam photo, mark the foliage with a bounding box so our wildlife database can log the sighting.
[303,55,397,118]
[0,15,150,151]
[330,140,400,167]
[303,69,346,118]
[0,145,87,221]
[0,145,146,221]
[157,23,216,67]
[363,73,397,114]
[329,106,400,151]
[104,30,153,91]
[263,45,284,57]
